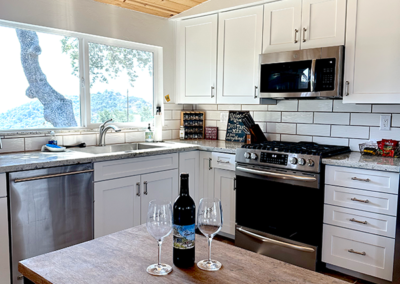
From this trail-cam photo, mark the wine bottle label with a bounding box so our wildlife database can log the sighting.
[173,224,195,250]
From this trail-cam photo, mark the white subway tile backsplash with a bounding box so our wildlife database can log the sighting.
[205,111,223,120]
[349,139,368,152]
[184,105,194,110]
[162,130,172,140]
[257,122,266,132]
[63,134,97,146]
[125,132,145,143]
[298,100,332,112]
[254,112,281,122]
[281,135,312,142]
[218,131,226,140]
[331,126,369,139]
[282,112,313,123]
[104,133,125,145]
[351,113,383,126]
[265,133,280,141]
[392,114,400,127]
[312,137,348,146]
[164,104,184,110]
[266,123,296,134]
[164,111,172,120]
[297,124,330,136]
[171,130,180,139]
[268,100,298,111]
[0,138,25,153]
[242,105,269,111]
[333,100,371,113]
[196,105,218,111]
[25,136,63,151]
[370,127,400,141]
[218,105,241,111]
[314,113,349,125]
[163,120,181,130]
[216,121,227,131]
[205,120,217,127]
[372,105,400,113]
[172,111,181,120]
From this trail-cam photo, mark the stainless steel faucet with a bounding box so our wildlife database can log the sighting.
[98,118,121,146]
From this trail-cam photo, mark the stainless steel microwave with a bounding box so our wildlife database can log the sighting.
[259,46,344,99]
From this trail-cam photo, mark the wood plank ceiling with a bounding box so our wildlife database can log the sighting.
[94,0,208,18]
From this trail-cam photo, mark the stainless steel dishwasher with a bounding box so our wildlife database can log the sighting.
[9,163,94,283]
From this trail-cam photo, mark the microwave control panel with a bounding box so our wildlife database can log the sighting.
[315,58,336,91]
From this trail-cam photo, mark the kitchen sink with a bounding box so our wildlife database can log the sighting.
[70,143,167,154]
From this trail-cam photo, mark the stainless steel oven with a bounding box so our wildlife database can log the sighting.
[259,46,344,99]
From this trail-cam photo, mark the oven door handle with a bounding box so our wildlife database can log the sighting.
[236,166,317,182]
[237,227,315,253]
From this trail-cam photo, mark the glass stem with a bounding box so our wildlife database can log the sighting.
[158,240,162,266]
[208,237,212,262]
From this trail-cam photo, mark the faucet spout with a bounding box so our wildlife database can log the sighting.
[98,119,121,146]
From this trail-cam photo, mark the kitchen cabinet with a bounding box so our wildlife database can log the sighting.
[263,0,345,53]
[214,168,236,237]
[177,14,218,104]
[179,151,199,205]
[199,151,214,201]
[343,0,400,103]
[0,173,10,284]
[217,6,263,104]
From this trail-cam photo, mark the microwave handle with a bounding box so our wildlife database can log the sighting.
[310,59,316,93]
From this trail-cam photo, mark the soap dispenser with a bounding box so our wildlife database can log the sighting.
[145,123,154,142]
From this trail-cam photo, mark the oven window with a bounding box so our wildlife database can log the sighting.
[236,175,323,246]
[260,60,312,93]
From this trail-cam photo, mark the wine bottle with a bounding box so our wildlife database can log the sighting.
[173,173,196,268]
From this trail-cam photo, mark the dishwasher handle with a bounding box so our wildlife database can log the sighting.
[14,169,94,183]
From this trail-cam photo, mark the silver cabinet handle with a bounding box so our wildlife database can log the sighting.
[350,218,367,225]
[294,29,299,43]
[14,169,94,183]
[136,182,140,197]
[211,86,215,98]
[351,197,369,203]
[352,177,370,182]
[144,181,148,195]
[238,227,315,253]
[348,249,366,256]
[346,81,350,96]
[254,86,258,98]
[237,166,317,182]
[209,158,212,170]
[303,27,307,42]
[217,159,230,164]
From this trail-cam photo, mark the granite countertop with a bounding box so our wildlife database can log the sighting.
[322,152,400,173]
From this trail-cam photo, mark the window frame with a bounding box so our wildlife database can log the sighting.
[0,19,163,131]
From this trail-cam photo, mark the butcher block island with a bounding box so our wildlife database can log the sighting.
[19,225,346,284]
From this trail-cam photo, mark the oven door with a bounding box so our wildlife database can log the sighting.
[235,164,323,270]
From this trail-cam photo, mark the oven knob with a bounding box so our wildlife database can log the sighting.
[290,157,298,165]
[308,159,315,167]
[298,158,306,166]
[251,153,258,160]
[244,152,251,159]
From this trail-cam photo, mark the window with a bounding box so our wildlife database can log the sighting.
[0,21,159,130]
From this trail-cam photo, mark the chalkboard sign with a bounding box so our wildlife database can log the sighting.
[225,111,250,143]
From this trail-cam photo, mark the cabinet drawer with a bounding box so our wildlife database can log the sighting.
[0,174,6,198]
[325,185,398,216]
[212,152,235,171]
[322,225,395,281]
[94,153,178,182]
[324,204,396,238]
[326,165,399,194]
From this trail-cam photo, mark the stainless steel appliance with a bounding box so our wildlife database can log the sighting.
[9,164,94,283]
[235,141,350,271]
[259,46,344,99]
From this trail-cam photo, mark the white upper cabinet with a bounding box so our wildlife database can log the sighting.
[217,6,263,104]
[343,0,400,103]
[177,15,218,104]
[301,0,346,49]
[263,0,302,53]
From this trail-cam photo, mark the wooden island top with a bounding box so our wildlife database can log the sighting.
[19,225,346,284]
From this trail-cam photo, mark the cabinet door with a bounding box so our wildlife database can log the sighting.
[217,6,263,104]
[94,176,141,238]
[177,15,218,104]
[214,169,236,236]
[140,169,179,224]
[0,198,10,284]
[301,0,346,49]
[344,0,400,103]
[263,0,302,53]
[179,151,199,206]
[199,151,215,202]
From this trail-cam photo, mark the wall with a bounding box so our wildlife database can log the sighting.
[192,100,400,151]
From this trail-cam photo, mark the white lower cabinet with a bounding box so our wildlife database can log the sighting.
[0,197,10,284]
[214,169,236,236]
[199,151,214,202]
[179,151,200,206]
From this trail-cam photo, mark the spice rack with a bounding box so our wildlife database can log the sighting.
[180,111,205,139]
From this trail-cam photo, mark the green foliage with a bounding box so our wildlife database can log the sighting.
[61,38,153,87]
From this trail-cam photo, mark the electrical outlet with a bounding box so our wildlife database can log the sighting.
[220,113,228,123]
[380,115,391,131]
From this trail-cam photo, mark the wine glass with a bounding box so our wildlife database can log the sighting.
[146,200,173,276]
[197,198,223,271]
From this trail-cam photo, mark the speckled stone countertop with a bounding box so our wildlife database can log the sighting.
[322,152,400,173]
[0,140,242,173]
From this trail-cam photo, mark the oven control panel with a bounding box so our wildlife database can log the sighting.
[260,153,288,165]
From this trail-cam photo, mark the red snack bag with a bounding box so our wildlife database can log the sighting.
[377,140,398,157]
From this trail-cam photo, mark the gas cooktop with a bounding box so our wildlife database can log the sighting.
[237,141,350,173]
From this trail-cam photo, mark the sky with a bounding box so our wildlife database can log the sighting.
[0,25,154,115]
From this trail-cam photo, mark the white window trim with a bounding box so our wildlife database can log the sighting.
[0,19,163,131]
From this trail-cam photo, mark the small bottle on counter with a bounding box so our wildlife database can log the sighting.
[180,126,185,140]
[145,123,154,142]
[48,131,58,145]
